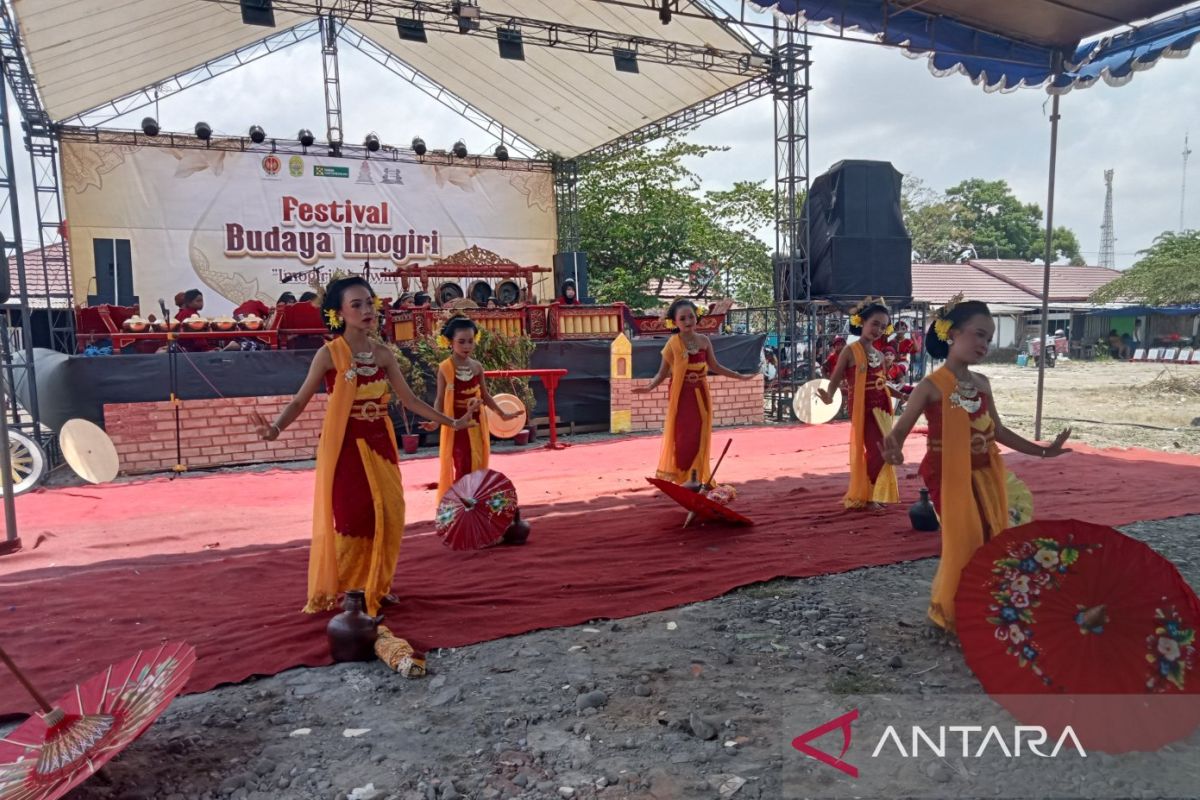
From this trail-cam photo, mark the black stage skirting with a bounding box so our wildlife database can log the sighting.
[24,335,765,432]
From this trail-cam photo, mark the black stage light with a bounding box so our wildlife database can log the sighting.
[141,117,159,136]
[412,137,427,156]
[453,1,480,33]
[613,48,639,74]
[396,17,427,43]
[364,133,381,152]
[298,128,315,148]
[240,0,275,27]
[497,27,524,61]
[194,121,212,141]
[249,125,266,144]
[659,0,672,25]
[494,144,509,162]
[452,140,468,159]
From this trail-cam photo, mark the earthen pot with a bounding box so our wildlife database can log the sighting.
[503,510,531,545]
[326,590,381,662]
[908,488,940,532]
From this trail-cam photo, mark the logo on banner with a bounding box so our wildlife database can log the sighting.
[381,167,404,186]
[356,161,374,184]
[288,156,304,177]
[792,709,859,778]
[314,165,350,179]
[261,155,281,177]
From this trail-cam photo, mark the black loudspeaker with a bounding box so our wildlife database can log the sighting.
[240,0,275,27]
[553,252,589,302]
[803,160,912,302]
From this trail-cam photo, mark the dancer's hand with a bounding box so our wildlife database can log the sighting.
[451,414,476,431]
[632,384,656,394]
[817,387,833,405]
[1041,427,1072,458]
[251,411,278,442]
[738,372,757,381]
[500,410,521,421]
[419,420,440,432]
[880,433,904,466]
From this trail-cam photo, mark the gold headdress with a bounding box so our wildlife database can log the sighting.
[932,292,965,342]
[847,296,887,329]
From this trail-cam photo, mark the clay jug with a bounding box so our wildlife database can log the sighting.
[503,510,531,545]
[326,590,381,662]
[682,470,703,493]
[908,488,940,532]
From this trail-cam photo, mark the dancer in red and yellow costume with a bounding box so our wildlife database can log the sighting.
[424,315,521,503]
[253,277,477,616]
[819,298,900,511]
[635,299,758,485]
[882,296,1071,631]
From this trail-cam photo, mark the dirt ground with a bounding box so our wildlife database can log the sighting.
[11,362,1200,800]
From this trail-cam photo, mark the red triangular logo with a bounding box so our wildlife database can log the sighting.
[791,709,859,778]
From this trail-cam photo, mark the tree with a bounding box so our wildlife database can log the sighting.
[944,178,1083,264]
[577,139,775,308]
[1091,230,1200,305]
[902,177,971,263]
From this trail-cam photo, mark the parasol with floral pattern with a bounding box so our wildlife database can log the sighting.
[435,469,518,550]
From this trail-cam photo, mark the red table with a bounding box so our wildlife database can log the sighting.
[484,368,569,450]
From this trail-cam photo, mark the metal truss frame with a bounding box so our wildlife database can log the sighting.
[320,14,345,152]
[554,160,580,253]
[200,0,770,77]
[60,21,321,128]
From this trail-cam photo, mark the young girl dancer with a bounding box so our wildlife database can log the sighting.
[423,315,521,502]
[253,277,477,616]
[634,299,757,485]
[881,296,1071,631]
[819,298,899,511]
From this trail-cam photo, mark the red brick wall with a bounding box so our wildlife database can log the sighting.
[626,374,764,432]
[103,395,328,475]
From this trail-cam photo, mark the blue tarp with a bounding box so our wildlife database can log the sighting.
[747,1,1200,93]
[1084,305,1200,316]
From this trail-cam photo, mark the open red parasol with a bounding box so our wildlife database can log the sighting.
[0,641,196,799]
[646,478,755,528]
[435,469,518,551]
[956,520,1200,752]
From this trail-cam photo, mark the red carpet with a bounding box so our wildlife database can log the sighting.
[1,425,1197,716]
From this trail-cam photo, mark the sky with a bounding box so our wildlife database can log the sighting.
[5,3,1200,271]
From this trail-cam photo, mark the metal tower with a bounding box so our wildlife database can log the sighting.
[1182,133,1192,232]
[1099,169,1115,269]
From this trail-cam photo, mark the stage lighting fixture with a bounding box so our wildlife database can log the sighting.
[497,27,524,61]
[452,140,468,159]
[613,48,639,74]
[141,117,159,136]
[396,17,427,43]
[240,0,275,27]
[194,121,212,141]
[365,133,381,153]
[298,129,315,148]
[659,0,672,25]
[494,144,509,162]
[453,1,480,33]
[412,137,427,156]
[249,125,266,144]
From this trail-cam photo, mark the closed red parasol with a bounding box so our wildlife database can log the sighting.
[956,520,1200,752]
[646,478,755,528]
[0,642,196,800]
[435,469,519,550]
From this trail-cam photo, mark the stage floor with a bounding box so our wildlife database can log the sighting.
[2,424,1198,716]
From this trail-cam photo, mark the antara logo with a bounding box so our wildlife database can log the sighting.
[792,710,1087,778]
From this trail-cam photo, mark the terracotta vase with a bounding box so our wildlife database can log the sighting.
[401,434,420,455]
[326,590,381,662]
[908,488,940,532]
[682,470,703,493]
[503,510,531,545]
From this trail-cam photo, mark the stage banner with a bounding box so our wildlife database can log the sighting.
[60,138,558,313]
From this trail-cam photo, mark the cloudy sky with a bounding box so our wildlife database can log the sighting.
[7,2,1199,270]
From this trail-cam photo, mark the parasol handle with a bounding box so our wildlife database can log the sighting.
[1080,604,1107,629]
[0,646,55,714]
[705,439,733,489]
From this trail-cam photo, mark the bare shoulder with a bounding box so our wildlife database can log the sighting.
[373,343,398,366]
[310,345,333,370]
[471,358,485,375]
[699,334,714,349]
[916,375,941,400]
[971,370,993,392]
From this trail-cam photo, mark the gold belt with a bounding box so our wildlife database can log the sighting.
[349,400,387,422]
[684,372,705,384]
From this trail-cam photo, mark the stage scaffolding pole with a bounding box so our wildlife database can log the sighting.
[320,13,344,155]
[771,16,810,419]
[1034,87,1062,441]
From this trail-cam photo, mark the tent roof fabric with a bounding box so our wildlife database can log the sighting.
[11,0,759,158]
[747,1,1200,93]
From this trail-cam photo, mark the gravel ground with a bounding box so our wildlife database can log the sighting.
[43,514,1200,800]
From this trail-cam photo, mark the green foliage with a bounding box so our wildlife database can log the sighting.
[1091,230,1200,305]
[943,178,1083,264]
[903,177,971,263]
[577,138,774,308]
[411,328,536,412]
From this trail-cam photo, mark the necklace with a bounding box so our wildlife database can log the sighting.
[865,346,883,368]
[949,378,982,413]
[681,334,702,355]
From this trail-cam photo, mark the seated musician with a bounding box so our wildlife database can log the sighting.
[558,278,580,305]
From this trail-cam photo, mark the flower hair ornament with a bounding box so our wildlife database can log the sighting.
[663,304,705,330]
[325,309,343,329]
[848,296,885,328]
[933,292,965,342]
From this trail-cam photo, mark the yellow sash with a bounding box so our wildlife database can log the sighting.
[843,342,872,507]
[655,335,712,484]
[436,357,490,502]
[927,366,1008,630]
[304,337,356,613]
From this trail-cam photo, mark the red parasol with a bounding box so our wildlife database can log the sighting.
[435,469,518,550]
[0,642,196,799]
[956,520,1200,752]
[647,478,755,528]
